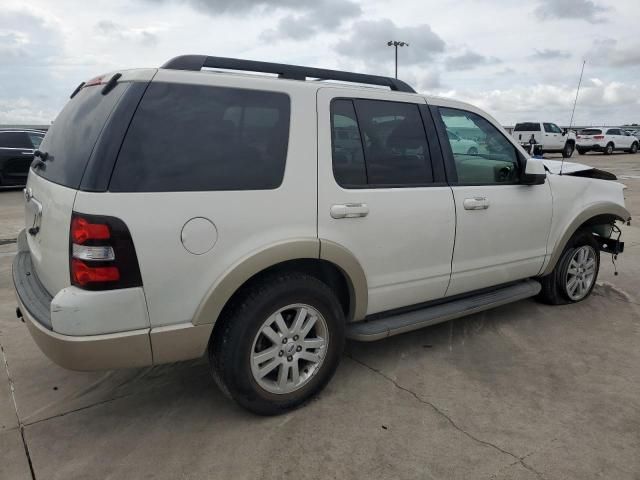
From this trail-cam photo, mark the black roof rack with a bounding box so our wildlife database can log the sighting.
[161,55,416,93]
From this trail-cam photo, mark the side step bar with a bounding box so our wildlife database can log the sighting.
[347,280,541,341]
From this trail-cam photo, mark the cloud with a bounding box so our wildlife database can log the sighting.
[530,49,572,60]
[590,38,640,67]
[0,98,56,124]
[0,7,63,65]
[149,0,361,41]
[445,51,500,71]
[95,20,160,46]
[335,19,446,67]
[534,0,609,23]
[260,0,361,41]
[441,78,640,125]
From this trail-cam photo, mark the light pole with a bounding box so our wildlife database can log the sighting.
[387,40,409,79]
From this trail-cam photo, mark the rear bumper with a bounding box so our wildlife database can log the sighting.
[12,248,211,370]
[13,249,153,370]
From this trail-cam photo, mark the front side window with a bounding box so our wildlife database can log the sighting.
[439,107,520,185]
[543,123,562,134]
[330,98,433,188]
[110,83,290,192]
[27,132,44,148]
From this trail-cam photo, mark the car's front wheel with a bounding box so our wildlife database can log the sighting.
[629,142,638,154]
[209,272,345,415]
[563,142,574,158]
[537,230,600,305]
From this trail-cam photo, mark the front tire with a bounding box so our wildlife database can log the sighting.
[563,142,574,158]
[537,230,600,305]
[467,147,478,155]
[629,142,638,154]
[209,272,345,415]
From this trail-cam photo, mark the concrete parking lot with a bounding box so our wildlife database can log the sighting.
[1,153,639,480]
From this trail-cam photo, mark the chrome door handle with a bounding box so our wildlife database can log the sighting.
[463,197,489,210]
[330,203,369,219]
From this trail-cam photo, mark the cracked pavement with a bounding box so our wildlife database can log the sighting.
[1,153,640,479]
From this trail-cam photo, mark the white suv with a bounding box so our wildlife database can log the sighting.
[577,127,639,155]
[13,56,630,415]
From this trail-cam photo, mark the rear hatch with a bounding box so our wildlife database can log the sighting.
[25,70,155,296]
[577,128,603,144]
[512,122,542,145]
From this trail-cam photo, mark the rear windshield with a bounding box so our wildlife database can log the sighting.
[109,83,290,192]
[33,83,128,189]
[580,129,602,135]
[514,123,540,132]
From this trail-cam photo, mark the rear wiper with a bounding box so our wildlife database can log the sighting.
[70,82,85,99]
[32,150,50,169]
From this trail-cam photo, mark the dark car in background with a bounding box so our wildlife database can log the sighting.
[0,129,45,187]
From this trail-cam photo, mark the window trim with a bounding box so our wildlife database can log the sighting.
[432,105,526,187]
[329,97,447,190]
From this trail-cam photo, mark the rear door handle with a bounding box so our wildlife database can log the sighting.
[330,203,369,219]
[463,197,489,210]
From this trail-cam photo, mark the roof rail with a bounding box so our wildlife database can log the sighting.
[161,55,416,93]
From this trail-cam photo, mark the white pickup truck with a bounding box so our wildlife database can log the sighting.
[512,122,576,157]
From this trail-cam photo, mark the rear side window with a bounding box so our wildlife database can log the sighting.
[34,83,129,189]
[109,83,290,192]
[581,129,602,135]
[27,132,44,148]
[330,98,433,188]
[514,123,540,132]
[0,131,32,148]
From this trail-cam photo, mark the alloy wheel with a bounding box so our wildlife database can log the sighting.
[564,246,597,301]
[250,304,329,395]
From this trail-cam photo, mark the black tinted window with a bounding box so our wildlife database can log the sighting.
[0,131,32,148]
[514,123,540,132]
[331,100,367,187]
[34,83,129,188]
[581,129,602,135]
[110,83,290,192]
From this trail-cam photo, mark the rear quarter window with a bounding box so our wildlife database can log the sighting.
[514,123,540,132]
[109,83,291,192]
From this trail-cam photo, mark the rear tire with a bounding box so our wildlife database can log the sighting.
[604,143,614,155]
[537,230,600,305]
[467,147,478,155]
[563,142,574,158]
[576,147,586,155]
[209,272,345,415]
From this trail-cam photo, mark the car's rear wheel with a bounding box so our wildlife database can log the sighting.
[563,142,574,158]
[576,147,586,155]
[209,272,345,415]
[467,147,478,155]
[537,230,600,305]
[629,142,638,154]
[604,143,614,155]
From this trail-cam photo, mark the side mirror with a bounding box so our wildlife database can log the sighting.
[521,157,546,185]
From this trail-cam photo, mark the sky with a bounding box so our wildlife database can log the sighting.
[1,0,639,126]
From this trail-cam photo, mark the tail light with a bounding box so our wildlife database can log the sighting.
[594,135,604,140]
[69,212,142,290]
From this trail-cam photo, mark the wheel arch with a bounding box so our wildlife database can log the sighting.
[540,202,630,276]
[192,239,368,328]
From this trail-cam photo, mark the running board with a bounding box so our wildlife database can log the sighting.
[347,280,541,341]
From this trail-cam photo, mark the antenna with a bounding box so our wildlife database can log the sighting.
[562,59,586,175]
